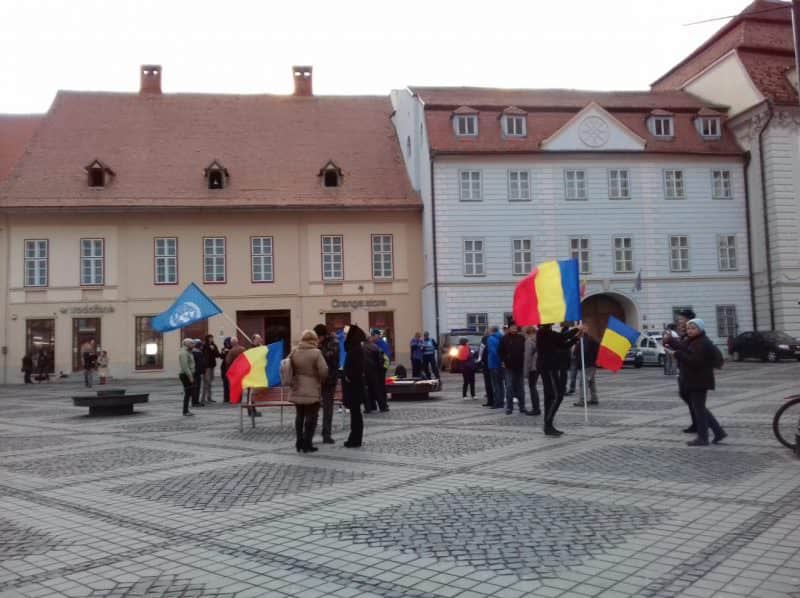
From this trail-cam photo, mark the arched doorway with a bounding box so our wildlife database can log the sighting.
[581,292,639,340]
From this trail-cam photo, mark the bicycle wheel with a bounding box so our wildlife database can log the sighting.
[773,397,800,450]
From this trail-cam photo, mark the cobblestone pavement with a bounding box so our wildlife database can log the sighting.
[0,362,798,597]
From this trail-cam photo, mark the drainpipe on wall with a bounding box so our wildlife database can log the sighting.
[742,151,757,331]
[757,100,776,330]
[429,154,441,342]
[2,212,9,385]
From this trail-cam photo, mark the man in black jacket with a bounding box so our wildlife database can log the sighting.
[499,324,528,414]
[537,323,581,435]
[314,324,341,444]
[664,309,698,434]
[201,334,221,404]
[363,330,389,413]
[191,340,207,407]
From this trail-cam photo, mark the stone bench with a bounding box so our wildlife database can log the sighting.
[72,391,149,416]
[386,379,441,401]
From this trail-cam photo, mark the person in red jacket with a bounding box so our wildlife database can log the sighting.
[456,338,476,399]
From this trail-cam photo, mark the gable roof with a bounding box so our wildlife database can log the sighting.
[540,102,646,150]
[0,92,419,211]
[0,115,42,182]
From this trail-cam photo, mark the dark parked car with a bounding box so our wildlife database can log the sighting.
[729,331,800,362]
[440,329,482,373]
[623,348,644,368]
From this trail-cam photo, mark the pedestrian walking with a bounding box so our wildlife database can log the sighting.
[457,338,476,399]
[478,333,494,407]
[96,349,109,384]
[21,353,33,384]
[314,323,340,444]
[537,323,581,436]
[421,331,439,380]
[671,318,727,446]
[201,334,221,403]
[523,326,541,415]
[664,309,699,434]
[499,323,527,414]
[178,338,196,416]
[35,349,50,382]
[81,339,97,388]
[220,337,232,403]
[288,329,329,453]
[487,326,505,409]
[342,325,367,448]
[573,333,600,406]
[410,332,424,378]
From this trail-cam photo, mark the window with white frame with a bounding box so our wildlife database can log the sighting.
[508,170,530,201]
[512,239,532,275]
[203,237,226,283]
[570,237,591,274]
[503,115,526,137]
[459,170,482,201]
[669,235,690,272]
[466,312,488,334]
[716,304,738,338]
[650,116,674,137]
[321,235,344,281]
[564,169,587,200]
[664,169,685,199]
[613,236,633,273]
[154,238,177,284]
[24,239,48,287]
[453,114,478,136]
[718,234,737,271]
[463,239,485,276]
[698,117,721,138]
[608,169,630,199]
[80,239,104,286]
[251,236,274,283]
[371,234,393,280]
[712,170,732,199]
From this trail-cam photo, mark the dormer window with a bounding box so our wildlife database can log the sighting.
[319,160,343,188]
[501,107,527,137]
[452,107,478,136]
[204,160,229,190]
[649,116,674,138]
[85,160,114,188]
[697,117,721,139]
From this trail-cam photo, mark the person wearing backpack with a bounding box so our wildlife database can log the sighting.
[314,324,340,444]
[671,318,727,446]
[288,330,329,453]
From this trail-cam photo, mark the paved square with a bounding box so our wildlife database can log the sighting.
[0,361,798,597]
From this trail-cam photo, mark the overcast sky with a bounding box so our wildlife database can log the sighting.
[0,0,753,113]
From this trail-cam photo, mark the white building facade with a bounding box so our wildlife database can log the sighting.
[392,88,753,344]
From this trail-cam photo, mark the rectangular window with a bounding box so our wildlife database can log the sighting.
[651,117,674,137]
[135,316,164,370]
[321,235,344,281]
[466,312,488,334]
[454,114,478,136]
[700,117,721,138]
[669,235,690,272]
[154,238,178,285]
[508,170,530,201]
[564,170,587,200]
[570,237,591,274]
[463,239,485,276]
[718,235,738,271]
[664,170,685,199]
[459,170,482,201]
[503,115,526,137]
[24,239,48,287]
[512,239,532,276]
[608,169,630,199]
[80,239,104,286]
[203,237,226,283]
[716,305,738,338]
[371,234,393,280]
[712,170,732,199]
[613,236,633,273]
[251,236,274,283]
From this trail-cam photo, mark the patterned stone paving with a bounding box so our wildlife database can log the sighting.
[0,362,798,598]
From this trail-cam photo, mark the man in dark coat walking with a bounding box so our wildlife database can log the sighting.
[536,323,581,436]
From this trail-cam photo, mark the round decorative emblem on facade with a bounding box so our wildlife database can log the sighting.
[579,116,610,148]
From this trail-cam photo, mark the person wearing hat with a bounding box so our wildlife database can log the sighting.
[670,318,727,446]
[664,308,698,434]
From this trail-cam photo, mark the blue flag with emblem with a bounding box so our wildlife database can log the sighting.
[151,282,223,333]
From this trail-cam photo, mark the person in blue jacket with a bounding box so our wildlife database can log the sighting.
[487,326,505,409]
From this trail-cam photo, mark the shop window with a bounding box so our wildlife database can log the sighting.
[135,316,164,370]
[26,318,55,376]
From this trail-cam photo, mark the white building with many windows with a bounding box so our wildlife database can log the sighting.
[391,87,752,344]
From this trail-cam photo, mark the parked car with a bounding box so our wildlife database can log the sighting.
[634,335,667,366]
[440,329,483,373]
[729,331,800,362]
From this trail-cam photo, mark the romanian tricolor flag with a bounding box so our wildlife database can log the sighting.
[596,316,640,372]
[512,259,582,326]
[226,341,284,404]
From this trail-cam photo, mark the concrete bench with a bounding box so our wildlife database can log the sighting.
[72,392,149,416]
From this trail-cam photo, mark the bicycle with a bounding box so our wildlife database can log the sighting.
[772,394,800,455]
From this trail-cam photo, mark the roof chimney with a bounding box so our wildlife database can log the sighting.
[292,66,313,96]
[140,65,162,94]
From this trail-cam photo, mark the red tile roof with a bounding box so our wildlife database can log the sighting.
[738,50,798,105]
[0,115,42,182]
[413,88,742,156]
[0,92,419,211]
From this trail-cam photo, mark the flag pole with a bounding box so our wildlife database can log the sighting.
[579,321,589,424]
[220,312,253,345]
